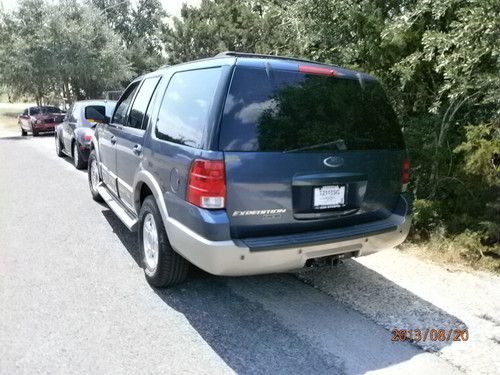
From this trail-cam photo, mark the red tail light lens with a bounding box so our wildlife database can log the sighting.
[402,159,410,186]
[83,134,92,141]
[187,159,226,209]
[299,65,339,76]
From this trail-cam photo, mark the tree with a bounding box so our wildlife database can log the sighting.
[163,0,266,63]
[91,0,166,75]
[0,0,132,103]
[46,1,133,100]
[0,0,57,104]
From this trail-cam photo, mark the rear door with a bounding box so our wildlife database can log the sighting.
[114,76,161,210]
[219,63,406,238]
[98,82,139,196]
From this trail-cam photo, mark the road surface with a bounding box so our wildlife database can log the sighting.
[0,133,472,374]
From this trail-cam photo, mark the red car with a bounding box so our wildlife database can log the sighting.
[18,106,65,136]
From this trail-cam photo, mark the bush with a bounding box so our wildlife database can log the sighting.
[410,199,443,241]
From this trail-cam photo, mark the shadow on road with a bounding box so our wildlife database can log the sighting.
[101,208,464,374]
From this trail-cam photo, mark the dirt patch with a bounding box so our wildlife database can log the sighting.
[0,103,35,132]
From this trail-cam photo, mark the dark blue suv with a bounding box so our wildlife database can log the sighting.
[86,52,411,287]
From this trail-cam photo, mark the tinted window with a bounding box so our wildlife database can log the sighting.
[219,67,404,152]
[41,106,61,114]
[30,106,61,115]
[127,77,161,129]
[29,107,40,115]
[112,82,139,125]
[156,67,222,148]
[22,109,28,116]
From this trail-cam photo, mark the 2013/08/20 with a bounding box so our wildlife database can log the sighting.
[391,329,469,342]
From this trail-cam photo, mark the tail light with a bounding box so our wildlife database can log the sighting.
[187,159,226,209]
[402,159,410,191]
[83,134,92,141]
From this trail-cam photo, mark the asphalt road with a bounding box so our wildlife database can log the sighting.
[0,134,460,374]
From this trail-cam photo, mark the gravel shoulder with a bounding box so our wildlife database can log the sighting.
[298,250,500,374]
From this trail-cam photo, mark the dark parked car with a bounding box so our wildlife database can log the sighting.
[86,52,412,287]
[55,100,116,169]
[18,106,65,136]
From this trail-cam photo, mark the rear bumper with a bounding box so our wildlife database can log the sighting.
[165,196,412,276]
[33,124,57,132]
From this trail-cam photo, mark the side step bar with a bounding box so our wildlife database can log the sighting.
[97,184,138,231]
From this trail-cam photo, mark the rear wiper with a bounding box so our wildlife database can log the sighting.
[284,139,347,153]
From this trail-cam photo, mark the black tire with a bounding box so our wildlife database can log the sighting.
[20,126,27,136]
[87,150,103,202]
[139,196,189,287]
[55,133,64,157]
[32,129,38,137]
[73,141,86,169]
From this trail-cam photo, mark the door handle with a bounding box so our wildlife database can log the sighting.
[110,136,117,144]
[133,144,142,155]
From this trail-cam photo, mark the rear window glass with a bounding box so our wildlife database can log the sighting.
[156,67,222,148]
[219,67,404,152]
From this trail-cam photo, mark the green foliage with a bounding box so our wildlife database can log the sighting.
[410,199,443,241]
[455,123,500,184]
[0,0,132,103]
[91,0,167,74]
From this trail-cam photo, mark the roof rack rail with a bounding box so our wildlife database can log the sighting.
[215,51,339,67]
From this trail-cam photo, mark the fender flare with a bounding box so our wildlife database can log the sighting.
[133,170,170,228]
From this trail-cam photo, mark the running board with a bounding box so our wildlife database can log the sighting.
[97,184,138,231]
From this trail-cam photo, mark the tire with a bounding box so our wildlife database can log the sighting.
[55,133,64,157]
[32,129,38,137]
[139,196,189,287]
[73,141,86,169]
[87,150,103,202]
[20,125,27,136]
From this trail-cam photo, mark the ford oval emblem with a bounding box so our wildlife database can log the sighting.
[323,156,344,168]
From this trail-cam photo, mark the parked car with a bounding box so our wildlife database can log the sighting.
[55,100,116,169]
[18,106,65,136]
[86,51,412,287]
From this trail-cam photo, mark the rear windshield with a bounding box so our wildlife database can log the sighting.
[219,67,404,152]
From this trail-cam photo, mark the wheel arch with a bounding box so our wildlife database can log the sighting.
[133,170,170,229]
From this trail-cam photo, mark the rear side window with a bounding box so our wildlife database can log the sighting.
[127,77,161,129]
[156,67,222,148]
[219,67,404,152]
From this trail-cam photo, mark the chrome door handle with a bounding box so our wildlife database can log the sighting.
[133,144,142,155]
[110,136,117,144]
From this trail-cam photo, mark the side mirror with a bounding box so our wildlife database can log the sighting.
[85,107,109,125]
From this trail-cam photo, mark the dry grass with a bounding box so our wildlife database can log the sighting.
[399,236,500,274]
[0,103,34,133]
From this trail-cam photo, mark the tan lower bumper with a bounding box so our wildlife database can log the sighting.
[166,217,411,276]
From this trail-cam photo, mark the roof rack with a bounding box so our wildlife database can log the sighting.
[215,51,339,67]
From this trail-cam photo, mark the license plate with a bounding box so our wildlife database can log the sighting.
[313,185,346,209]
